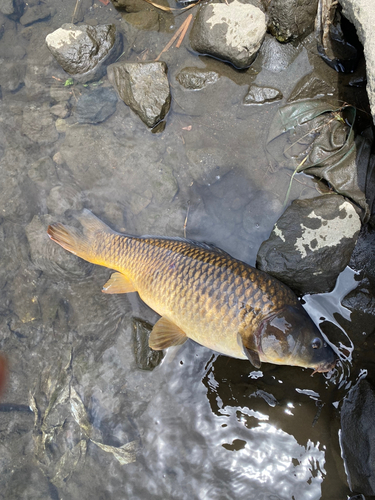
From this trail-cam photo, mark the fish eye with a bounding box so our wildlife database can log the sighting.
[312,338,322,349]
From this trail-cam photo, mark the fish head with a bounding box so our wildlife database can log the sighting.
[256,305,337,373]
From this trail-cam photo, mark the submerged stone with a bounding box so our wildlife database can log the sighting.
[107,61,171,128]
[256,194,361,294]
[20,4,55,26]
[243,85,282,105]
[75,87,118,124]
[176,67,220,90]
[45,24,123,84]
[288,73,335,102]
[190,1,266,69]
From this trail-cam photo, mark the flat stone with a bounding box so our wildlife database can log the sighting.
[190,1,266,69]
[74,87,117,124]
[243,84,282,104]
[288,73,335,102]
[256,194,361,294]
[50,102,70,119]
[107,61,170,128]
[20,4,55,26]
[22,103,59,145]
[45,24,123,84]
[176,67,220,90]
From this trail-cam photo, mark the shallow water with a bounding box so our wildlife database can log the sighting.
[0,0,374,499]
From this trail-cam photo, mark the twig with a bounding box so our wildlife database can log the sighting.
[72,0,80,23]
[176,14,193,48]
[155,15,192,61]
[183,200,191,238]
[144,0,199,12]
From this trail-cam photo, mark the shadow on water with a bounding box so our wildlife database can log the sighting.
[0,0,374,498]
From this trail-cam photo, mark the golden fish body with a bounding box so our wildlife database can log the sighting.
[47,210,337,372]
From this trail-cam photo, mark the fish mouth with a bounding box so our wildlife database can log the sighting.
[311,357,338,375]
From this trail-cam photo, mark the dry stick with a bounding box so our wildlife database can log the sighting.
[72,0,80,23]
[155,17,189,61]
[176,14,193,48]
[183,200,191,238]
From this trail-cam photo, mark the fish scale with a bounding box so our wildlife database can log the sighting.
[47,210,338,372]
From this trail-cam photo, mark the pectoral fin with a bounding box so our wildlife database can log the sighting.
[102,272,136,294]
[149,317,187,350]
[238,333,261,369]
[244,347,261,369]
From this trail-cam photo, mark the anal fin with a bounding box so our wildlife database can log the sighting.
[102,272,136,294]
[149,317,187,350]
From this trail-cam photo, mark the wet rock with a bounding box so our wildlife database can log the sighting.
[267,0,318,43]
[256,194,361,294]
[20,4,55,26]
[123,10,159,31]
[107,61,171,128]
[45,24,123,84]
[50,102,70,119]
[47,185,84,216]
[50,83,72,103]
[340,379,375,496]
[28,156,58,186]
[74,87,118,124]
[0,0,23,19]
[288,73,335,102]
[176,67,220,90]
[340,0,375,124]
[132,318,163,370]
[190,1,266,69]
[243,85,282,105]
[26,214,92,278]
[258,35,300,73]
[0,61,25,92]
[22,103,59,145]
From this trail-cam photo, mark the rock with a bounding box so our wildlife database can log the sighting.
[107,61,171,128]
[20,4,55,26]
[45,24,123,84]
[28,156,58,186]
[267,0,318,43]
[111,0,149,13]
[74,87,117,124]
[288,73,335,102]
[190,1,266,69]
[50,102,70,119]
[340,0,375,125]
[0,61,25,92]
[340,379,375,496]
[256,194,361,294]
[123,10,159,31]
[176,67,219,90]
[26,214,92,278]
[257,35,300,73]
[22,103,59,145]
[50,83,72,103]
[243,84,282,104]
[132,318,163,370]
[47,185,84,216]
[0,0,23,18]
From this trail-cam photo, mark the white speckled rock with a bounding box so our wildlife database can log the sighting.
[190,1,266,69]
[256,194,361,294]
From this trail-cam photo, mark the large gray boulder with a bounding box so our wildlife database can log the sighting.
[256,194,361,294]
[190,1,266,69]
[107,61,171,128]
[340,379,375,496]
[339,0,375,125]
[267,0,318,42]
[45,24,123,84]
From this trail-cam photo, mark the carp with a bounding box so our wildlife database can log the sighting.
[47,210,337,373]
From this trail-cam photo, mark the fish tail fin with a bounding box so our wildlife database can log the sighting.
[47,209,118,266]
